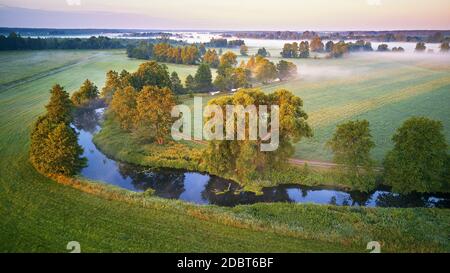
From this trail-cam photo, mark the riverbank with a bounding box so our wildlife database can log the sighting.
[50,173,450,252]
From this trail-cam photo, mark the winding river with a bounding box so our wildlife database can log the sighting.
[73,108,450,208]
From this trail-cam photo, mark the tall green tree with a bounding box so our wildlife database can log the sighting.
[327,120,376,191]
[185,74,196,92]
[101,70,121,104]
[194,63,213,92]
[170,71,184,94]
[384,117,448,193]
[45,84,73,124]
[30,85,85,176]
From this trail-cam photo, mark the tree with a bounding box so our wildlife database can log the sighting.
[198,43,206,56]
[240,45,249,56]
[30,86,85,176]
[170,71,184,94]
[185,74,196,92]
[110,86,137,130]
[415,42,426,52]
[71,79,99,106]
[277,60,297,81]
[254,58,277,83]
[330,41,348,58]
[256,47,268,57]
[204,88,312,179]
[135,86,176,145]
[101,70,121,104]
[377,44,389,52]
[325,41,334,52]
[194,63,213,92]
[219,51,238,68]
[45,84,73,124]
[327,120,376,191]
[202,49,220,68]
[130,61,171,91]
[440,42,450,53]
[310,36,324,52]
[392,47,405,52]
[280,42,298,58]
[298,41,310,58]
[383,117,448,193]
[40,123,86,175]
[231,67,251,89]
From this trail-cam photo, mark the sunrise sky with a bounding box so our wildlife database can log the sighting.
[1,0,449,30]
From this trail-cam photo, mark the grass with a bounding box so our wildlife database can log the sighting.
[1,49,449,252]
[183,53,450,163]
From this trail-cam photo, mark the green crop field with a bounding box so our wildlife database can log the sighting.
[1,49,449,252]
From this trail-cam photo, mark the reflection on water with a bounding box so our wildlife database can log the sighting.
[74,108,450,208]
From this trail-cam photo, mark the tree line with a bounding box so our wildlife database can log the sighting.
[281,37,450,59]
[0,32,127,50]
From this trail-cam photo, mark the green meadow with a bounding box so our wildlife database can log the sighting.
[1,49,449,252]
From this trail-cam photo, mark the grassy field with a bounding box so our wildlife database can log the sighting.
[185,51,450,163]
[1,49,449,252]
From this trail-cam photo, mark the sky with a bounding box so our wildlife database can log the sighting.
[0,0,449,30]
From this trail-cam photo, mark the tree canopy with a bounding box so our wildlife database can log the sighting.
[30,85,85,176]
[383,117,448,193]
[327,120,376,191]
[71,79,99,106]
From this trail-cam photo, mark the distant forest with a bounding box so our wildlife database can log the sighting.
[0,33,128,50]
[228,30,450,43]
[0,32,187,51]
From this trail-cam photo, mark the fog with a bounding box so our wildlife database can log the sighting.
[295,64,369,81]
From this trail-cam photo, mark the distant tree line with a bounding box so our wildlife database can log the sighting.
[206,38,245,48]
[281,38,450,59]
[127,41,200,65]
[232,30,450,43]
[0,32,128,50]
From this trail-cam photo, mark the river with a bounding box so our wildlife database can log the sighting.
[72,108,450,208]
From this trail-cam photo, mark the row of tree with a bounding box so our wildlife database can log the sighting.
[206,38,245,48]
[328,117,449,193]
[198,52,297,92]
[127,42,200,65]
[281,38,450,59]
[105,62,177,145]
[0,32,126,50]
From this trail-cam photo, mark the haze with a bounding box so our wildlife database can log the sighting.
[0,0,450,30]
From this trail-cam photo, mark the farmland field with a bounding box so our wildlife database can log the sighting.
[1,49,449,252]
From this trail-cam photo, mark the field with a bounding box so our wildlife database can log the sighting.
[1,49,449,252]
[188,50,450,163]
